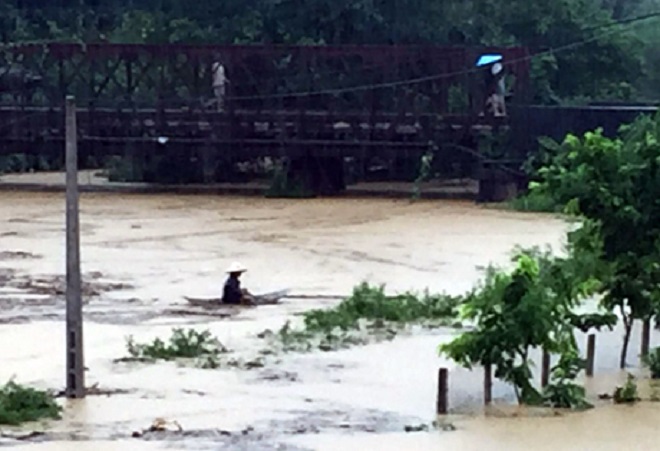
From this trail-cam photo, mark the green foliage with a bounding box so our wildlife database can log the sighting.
[126,328,227,361]
[643,347,660,378]
[542,351,592,410]
[269,319,398,353]
[508,190,561,213]
[510,136,571,213]
[303,282,463,333]
[613,373,640,404]
[440,254,543,404]
[440,247,602,405]
[263,282,463,353]
[0,380,61,426]
[530,112,660,368]
[509,136,566,213]
[567,312,618,333]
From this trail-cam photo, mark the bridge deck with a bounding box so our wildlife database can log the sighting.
[0,106,508,158]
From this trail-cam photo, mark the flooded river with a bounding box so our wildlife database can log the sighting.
[1,192,659,450]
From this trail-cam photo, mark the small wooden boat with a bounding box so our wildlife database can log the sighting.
[183,289,289,309]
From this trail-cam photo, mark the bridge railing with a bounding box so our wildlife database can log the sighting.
[0,43,530,114]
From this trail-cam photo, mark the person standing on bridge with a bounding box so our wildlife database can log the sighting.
[222,262,255,305]
[485,62,507,117]
[476,54,507,117]
[212,61,229,112]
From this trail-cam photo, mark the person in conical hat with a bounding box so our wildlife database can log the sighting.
[222,262,254,305]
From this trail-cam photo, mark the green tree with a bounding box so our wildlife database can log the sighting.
[440,248,613,405]
[528,113,660,368]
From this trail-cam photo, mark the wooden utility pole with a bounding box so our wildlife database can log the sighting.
[65,96,85,399]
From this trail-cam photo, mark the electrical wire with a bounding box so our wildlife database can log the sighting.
[224,10,660,101]
[1,11,658,98]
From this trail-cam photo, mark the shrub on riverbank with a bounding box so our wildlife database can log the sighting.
[508,189,561,213]
[0,380,61,425]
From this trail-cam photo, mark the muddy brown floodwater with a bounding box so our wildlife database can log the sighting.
[1,192,659,450]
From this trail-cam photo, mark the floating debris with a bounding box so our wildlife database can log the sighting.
[132,418,183,438]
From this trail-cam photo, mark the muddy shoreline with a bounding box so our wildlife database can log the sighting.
[0,170,478,200]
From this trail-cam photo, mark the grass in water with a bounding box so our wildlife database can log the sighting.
[122,328,275,370]
[0,380,62,425]
[303,282,463,332]
[126,328,228,361]
[261,282,464,353]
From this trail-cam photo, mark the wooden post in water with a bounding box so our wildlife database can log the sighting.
[436,368,448,415]
[642,318,651,359]
[541,349,551,388]
[586,334,596,377]
[484,364,492,405]
[65,96,85,399]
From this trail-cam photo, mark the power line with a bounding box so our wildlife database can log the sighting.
[1,10,658,102]
[225,11,660,101]
[580,11,660,33]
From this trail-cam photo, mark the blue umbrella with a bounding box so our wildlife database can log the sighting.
[476,54,503,67]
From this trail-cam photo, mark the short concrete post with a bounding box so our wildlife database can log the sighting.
[484,364,492,405]
[586,334,596,377]
[541,349,551,388]
[436,368,448,415]
[642,319,651,359]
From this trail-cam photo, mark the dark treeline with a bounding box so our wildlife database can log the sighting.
[0,0,659,104]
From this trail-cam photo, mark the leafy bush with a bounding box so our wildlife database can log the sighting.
[643,347,660,379]
[530,113,660,369]
[613,373,639,404]
[126,328,227,361]
[0,380,62,425]
[508,189,561,213]
[543,352,592,410]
